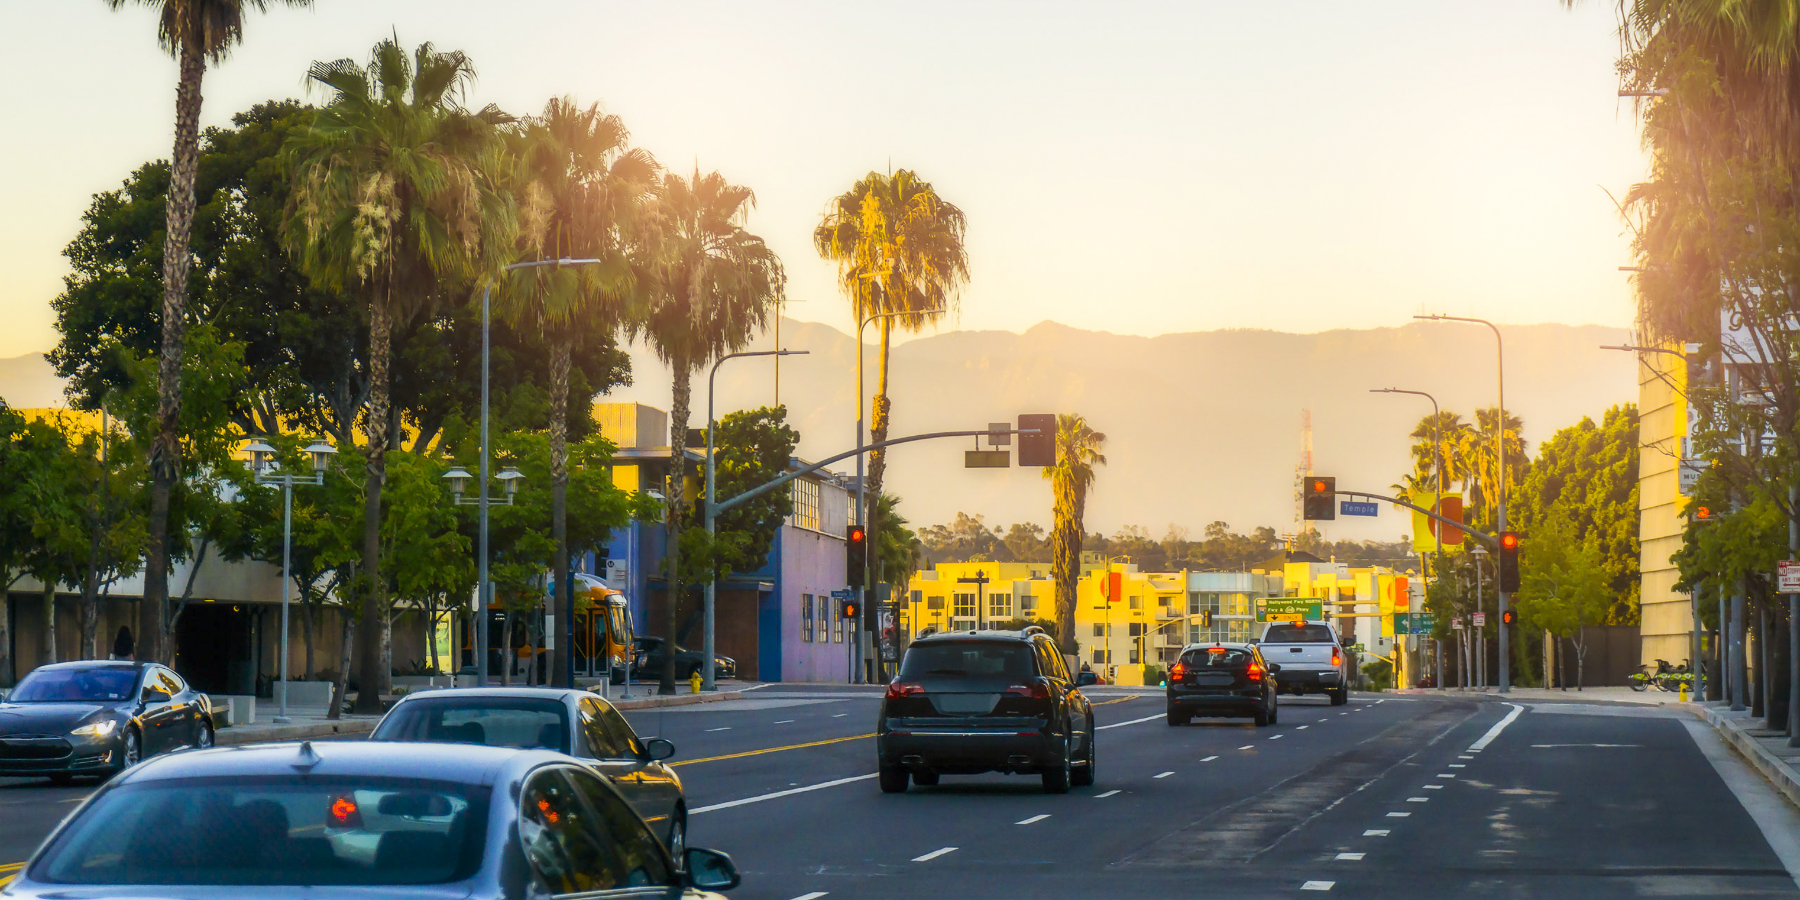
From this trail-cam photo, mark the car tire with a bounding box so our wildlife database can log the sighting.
[879,765,909,793]
[1268,698,1279,725]
[1166,709,1188,726]
[1071,724,1096,787]
[195,719,214,750]
[112,727,141,779]
[1330,686,1349,706]
[1042,734,1072,794]
[666,807,687,867]
[912,769,940,786]
[1253,704,1270,727]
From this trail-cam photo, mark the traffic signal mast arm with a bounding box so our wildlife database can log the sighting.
[1332,489,1500,549]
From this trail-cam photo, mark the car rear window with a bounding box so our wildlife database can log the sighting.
[1262,624,1336,643]
[372,697,569,753]
[32,775,488,886]
[1181,648,1252,668]
[899,642,1038,681]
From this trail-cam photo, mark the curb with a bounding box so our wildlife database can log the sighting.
[612,691,742,711]
[217,718,379,746]
[1686,704,1800,810]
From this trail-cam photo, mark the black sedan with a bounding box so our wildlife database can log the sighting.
[1165,642,1281,726]
[3,740,741,898]
[631,637,735,682]
[0,661,214,783]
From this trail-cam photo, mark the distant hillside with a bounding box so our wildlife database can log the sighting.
[0,320,1637,540]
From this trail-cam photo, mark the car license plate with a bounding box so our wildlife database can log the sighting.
[930,694,1000,715]
[1196,673,1233,686]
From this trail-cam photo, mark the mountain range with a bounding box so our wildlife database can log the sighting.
[0,318,1636,541]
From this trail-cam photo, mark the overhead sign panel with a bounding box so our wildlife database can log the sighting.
[964,450,1010,468]
[1259,597,1323,622]
[1340,501,1379,517]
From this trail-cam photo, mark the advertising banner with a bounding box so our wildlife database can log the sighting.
[1411,492,1465,552]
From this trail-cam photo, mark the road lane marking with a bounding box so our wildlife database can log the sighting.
[690,773,877,813]
[1096,713,1164,730]
[1407,797,1429,802]
[673,733,874,766]
[1016,814,1051,825]
[1458,754,1474,759]
[706,727,732,732]
[912,847,957,862]
[1529,743,1639,748]
[790,893,829,900]
[1468,703,1523,751]
[1339,713,1350,716]
[1448,764,1466,768]
[1301,881,1335,891]
[774,719,795,724]
[1238,745,1254,750]
[1336,852,1364,860]
[833,714,848,718]
[1363,829,1389,837]
[1436,774,1456,779]
[1090,696,1140,707]
[1201,755,1218,762]
[1386,812,1410,817]
[1297,725,1309,730]
[1155,771,1175,779]
[1423,785,1443,790]
[1096,790,1121,798]
[1270,735,1285,740]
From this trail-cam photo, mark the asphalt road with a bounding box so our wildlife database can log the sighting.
[0,690,1794,899]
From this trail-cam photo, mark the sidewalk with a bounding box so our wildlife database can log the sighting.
[1394,685,1692,706]
[1685,703,1800,811]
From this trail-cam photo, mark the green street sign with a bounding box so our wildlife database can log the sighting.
[1393,612,1438,634]
[1259,597,1323,622]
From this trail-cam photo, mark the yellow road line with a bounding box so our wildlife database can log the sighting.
[671,733,875,767]
[1090,695,1142,707]
[0,862,23,872]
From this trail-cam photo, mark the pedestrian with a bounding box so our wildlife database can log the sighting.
[109,626,134,661]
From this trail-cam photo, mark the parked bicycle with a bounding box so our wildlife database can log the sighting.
[1629,658,1693,692]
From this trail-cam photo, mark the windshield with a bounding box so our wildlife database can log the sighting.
[10,667,137,703]
[31,775,488,886]
[373,697,569,753]
[1262,624,1336,644]
[899,642,1036,681]
[1181,648,1252,668]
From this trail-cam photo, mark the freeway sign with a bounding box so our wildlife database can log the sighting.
[1259,597,1323,622]
[1393,612,1439,634]
[1340,500,1379,517]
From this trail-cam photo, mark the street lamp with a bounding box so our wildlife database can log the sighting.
[1470,543,1489,690]
[1415,314,1512,692]
[247,438,336,724]
[1371,387,1442,689]
[444,462,524,687]
[701,348,809,690]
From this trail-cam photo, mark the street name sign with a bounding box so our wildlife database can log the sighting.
[1340,501,1379,517]
[1780,561,1800,594]
[831,589,853,600]
[1259,597,1323,622]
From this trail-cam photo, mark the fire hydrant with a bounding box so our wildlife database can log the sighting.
[1680,682,1689,702]
[689,670,704,694]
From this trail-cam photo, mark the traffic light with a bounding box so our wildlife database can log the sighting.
[1693,505,1719,524]
[840,598,859,620]
[1303,477,1336,521]
[1498,532,1520,593]
[1017,414,1056,467]
[1501,609,1516,626]
[846,525,867,588]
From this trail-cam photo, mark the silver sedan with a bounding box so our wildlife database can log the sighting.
[3,740,739,898]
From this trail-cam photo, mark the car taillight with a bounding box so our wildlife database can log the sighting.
[1005,680,1051,700]
[1245,663,1264,681]
[1170,662,1188,680]
[885,681,924,700]
[1332,650,1342,667]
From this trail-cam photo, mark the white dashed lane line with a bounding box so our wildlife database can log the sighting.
[774,719,795,725]
[1387,812,1411,818]
[1096,790,1121,798]
[1448,764,1466,768]
[1201,755,1219,762]
[1336,852,1364,860]
[1154,771,1175,779]
[1297,725,1310,730]
[832,714,847,718]
[1270,735,1285,740]
[1016,814,1051,825]
[1423,785,1443,790]
[1436,774,1456,779]
[706,727,731,732]
[1363,829,1389,837]
[912,847,957,862]
[1458,754,1474,759]
[1097,714,1164,731]
[1407,797,1430,803]
[1301,881,1335,891]
[1238,745,1255,750]
[791,893,829,900]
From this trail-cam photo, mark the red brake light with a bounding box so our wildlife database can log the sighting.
[1170,662,1187,680]
[1246,662,1264,681]
[1332,650,1342,667]
[1005,681,1051,700]
[885,681,924,700]
[328,795,362,828]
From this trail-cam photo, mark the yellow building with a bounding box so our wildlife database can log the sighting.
[1636,347,1694,667]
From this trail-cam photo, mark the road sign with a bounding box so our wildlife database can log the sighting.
[1260,597,1323,622]
[1472,612,1487,627]
[1393,612,1438,635]
[1451,617,1465,630]
[831,589,853,600]
[1679,458,1706,495]
[1340,500,1379,517]
[964,450,1010,468]
[1780,561,1800,594]
[1265,613,1305,623]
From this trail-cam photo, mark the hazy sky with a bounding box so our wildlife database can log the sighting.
[0,1,1645,360]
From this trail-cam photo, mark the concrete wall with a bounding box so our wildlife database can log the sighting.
[1637,347,1691,666]
[776,525,851,684]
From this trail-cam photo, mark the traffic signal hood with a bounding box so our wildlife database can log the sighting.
[1497,532,1520,593]
[846,525,868,589]
[1303,476,1336,521]
[840,599,859,619]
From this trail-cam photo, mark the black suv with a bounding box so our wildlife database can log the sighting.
[877,627,1098,794]
[1166,642,1281,726]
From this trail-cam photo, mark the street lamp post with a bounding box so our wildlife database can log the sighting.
[703,348,808,691]
[244,439,337,724]
[1471,544,1489,689]
[444,464,525,685]
[1416,314,1511,692]
[1372,387,1442,690]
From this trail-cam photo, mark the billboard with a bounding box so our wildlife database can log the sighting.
[1410,492,1465,552]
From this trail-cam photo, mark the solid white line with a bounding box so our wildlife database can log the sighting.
[1155,771,1175,779]
[1096,713,1164,731]
[691,773,878,814]
[1336,852,1364,860]
[1016,814,1050,825]
[1201,755,1219,762]
[706,727,731,732]
[1096,790,1121,798]
[1301,881,1335,891]
[912,847,957,862]
[1238,745,1255,750]
[1363,829,1389,837]
[790,893,828,900]
[1469,703,1524,751]
[1386,812,1410,817]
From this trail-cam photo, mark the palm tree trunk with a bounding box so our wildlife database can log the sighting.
[501,610,515,687]
[354,290,392,714]
[327,612,354,721]
[41,582,58,665]
[662,353,691,696]
[140,41,207,667]
[549,336,572,688]
[1052,473,1079,656]
[867,318,894,587]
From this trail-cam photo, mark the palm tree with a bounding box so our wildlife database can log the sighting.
[105,0,312,664]
[284,38,511,712]
[814,170,968,582]
[1043,414,1106,656]
[639,168,785,694]
[500,97,656,685]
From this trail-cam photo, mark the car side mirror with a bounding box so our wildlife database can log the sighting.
[1268,663,1282,673]
[140,687,159,704]
[643,737,676,761]
[684,848,740,890]
[1076,671,1098,687]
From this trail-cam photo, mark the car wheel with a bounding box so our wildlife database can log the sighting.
[912,769,940,786]
[1042,733,1072,794]
[115,727,141,775]
[1330,686,1349,706]
[666,807,687,866]
[1268,697,1279,725]
[1166,708,1188,726]
[879,764,909,793]
[195,719,214,750]
[1072,724,1096,787]
[1253,704,1270,727]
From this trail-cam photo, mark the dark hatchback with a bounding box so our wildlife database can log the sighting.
[0,661,214,783]
[877,628,1097,794]
[1165,643,1280,726]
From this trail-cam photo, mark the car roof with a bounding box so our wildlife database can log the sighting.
[119,740,567,787]
[26,660,149,673]
[1179,642,1256,651]
[911,629,1040,644]
[393,687,588,703]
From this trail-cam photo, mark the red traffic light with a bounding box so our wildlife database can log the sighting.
[1499,532,1519,551]
[1501,610,1516,626]
[1310,480,1328,494]
[848,526,866,544]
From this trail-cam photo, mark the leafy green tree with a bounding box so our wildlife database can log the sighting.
[284,38,513,712]
[874,493,923,594]
[13,417,89,665]
[639,168,784,694]
[1511,405,1641,624]
[685,406,799,582]
[103,0,311,667]
[1045,414,1107,655]
[1513,516,1614,689]
[918,513,1002,564]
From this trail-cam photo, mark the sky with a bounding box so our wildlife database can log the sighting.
[0,1,1649,361]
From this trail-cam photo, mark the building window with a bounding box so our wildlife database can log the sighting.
[816,598,830,643]
[1092,624,1105,638]
[1093,650,1109,664]
[1129,646,1141,665]
[1019,594,1037,617]
[801,595,813,642]
[1128,623,1144,637]
[834,602,845,643]
[928,595,945,611]
[1129,596,1142,610]
[911,590,923,605]
[791,478,821,531]
[989,593,1011,621]
[953,592,977,621]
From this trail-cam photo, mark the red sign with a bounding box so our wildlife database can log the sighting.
[1106,571,1123,604]
[1431,496,1465,546]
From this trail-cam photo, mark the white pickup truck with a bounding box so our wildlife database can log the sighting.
[1257,621,1348,705]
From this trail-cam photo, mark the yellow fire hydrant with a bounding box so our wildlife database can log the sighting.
[689,670,704,694]
[1680,682,1689,702]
